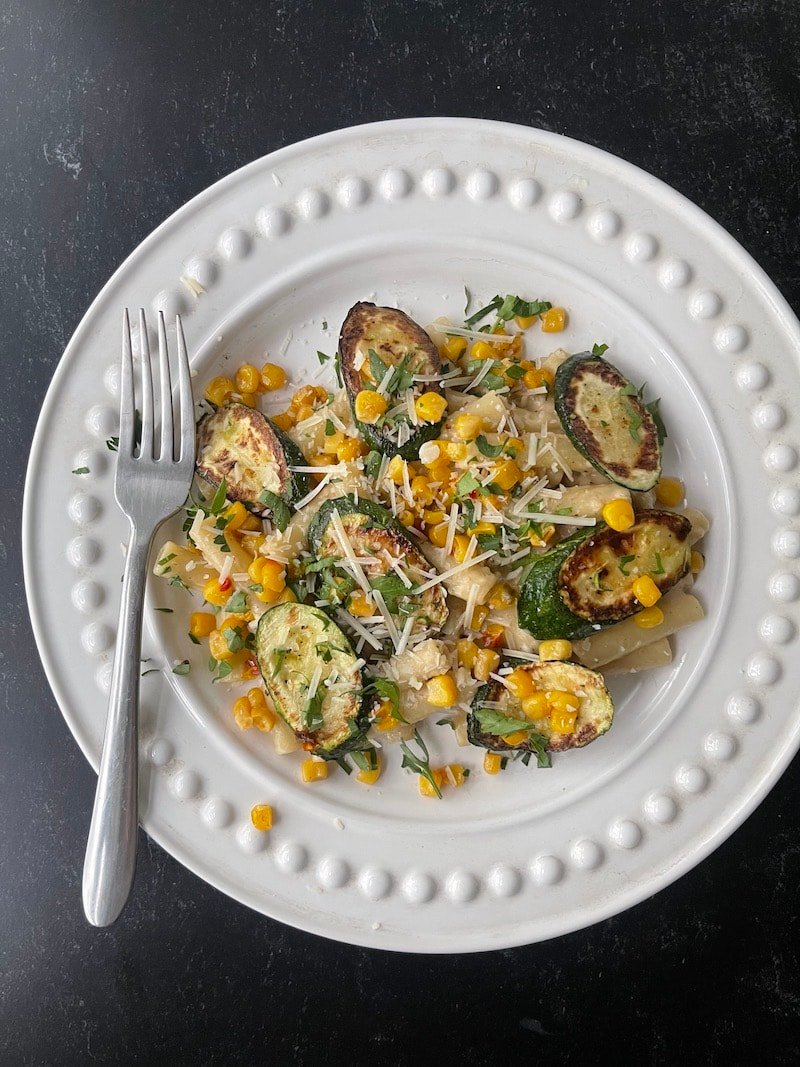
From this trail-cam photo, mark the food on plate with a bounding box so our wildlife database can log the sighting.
[154,292,709,796]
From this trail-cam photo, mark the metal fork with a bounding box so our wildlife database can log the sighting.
[82,309,195,927]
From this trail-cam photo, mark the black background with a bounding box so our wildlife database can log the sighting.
[3,1,800,1063]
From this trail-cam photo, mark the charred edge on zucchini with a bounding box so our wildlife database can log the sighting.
[467,661,614,755]
[518,526,602,641]
[196,403,312,515]
[554,352,662,491]
[307,495,449,638]
[255,603,369,756]
[338,302,444,459]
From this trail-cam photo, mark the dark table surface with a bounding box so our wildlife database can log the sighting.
[3,1,800,1063]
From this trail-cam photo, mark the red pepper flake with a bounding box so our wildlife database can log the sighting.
[219,576,233,592]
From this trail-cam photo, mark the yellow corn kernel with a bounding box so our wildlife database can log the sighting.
[247,686,266,708]
[635,606,665,629]
[469,521,497,537]
[410,475,434,505]
[337,437,367,462]
[470,603,489,630]
[690,550,705,574]
[301,759,329,783]
[294,402,315,423]
[189,611,217,639]
[541,307,567,332]
[250,804,273,831]
[202,578,229,607]
[309,452,332,472]
[387,455,406,484]
[655,477,685,507]
[426,673,458,708]
[483,752,503,775]
[503,436,524,454]
[538,639,573,662]
[235,363,263,395]
[423,509,446,526]
[484,622,506,645]
[547,690,581,714]
[504,730,529,746]
[276,586,297,604]
[415,392,448,423]
[271,411,294,431]
[514,313,538,329]
[441,335,468,360]
[355,389,388,424]
[248,557,286,592]
[291,384,328,410]
[348,591,375,618]
[488,583,515,610]
[471,340,496,361]
[522,691,549,719]
[473,647,500,682]
[428,522,450,548]
[550,709,578,735]
[373,699,399,732]
[222,501,249,532]
[632,575,662,607]
[492,458,522,492]
[522,366,545,390]
[208,629,234,662]
[601,498,635,532]
[505,668,535,699]
[237,391,258,408]
[357,756,382,785]
[232,695,252,726]
[205,375,235,406]
[399,508,415,527]
[451,533,472,563]
[418,768,446,797]
[452,413,484,441]
[445,764,466,788]
[439,439,467,461]
[260,362,287,391]
[457,638,479,669]
[321,429,345,455]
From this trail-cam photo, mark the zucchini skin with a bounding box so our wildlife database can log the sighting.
[518,526,603,641]
[307,494,406,554]
[268,419,313,503]
[554,351,662,492]
[338,302,445,460]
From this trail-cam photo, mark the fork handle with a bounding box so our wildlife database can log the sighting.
[82,527,152,926]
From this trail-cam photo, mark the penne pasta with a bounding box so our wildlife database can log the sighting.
[602,638,673,674]
[574,591,705,668]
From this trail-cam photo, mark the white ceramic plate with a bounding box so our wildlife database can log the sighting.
[24,119,800,952]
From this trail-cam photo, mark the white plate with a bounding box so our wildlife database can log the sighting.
[23,119,800,952]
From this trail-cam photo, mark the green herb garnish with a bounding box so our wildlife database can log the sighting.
[258,490,290,532]
[72,466,90,475]
[476,435,504,459]
[224,590,248,613]
[618,554,636,575]
[400,730,442,797]
[172,660,191,676]
[652,552,666,576]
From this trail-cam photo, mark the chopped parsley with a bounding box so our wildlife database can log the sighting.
[400,730,442,797]
[258,489,290,532]
[317,350,330,365]
[618,554,636,575]
[172,660,191,676]
[476,435,504,459]
[592,342,609,357]
[652,552,666,576]
[368,573,408,614]
[72,466,90,475]
[224,590,248,613]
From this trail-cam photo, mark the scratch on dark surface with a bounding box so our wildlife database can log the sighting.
[2,0,800,1064]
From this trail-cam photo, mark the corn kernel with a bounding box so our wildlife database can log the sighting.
[301,759,329,783]
[471,340,495,361]
[601,498,635,532]
[423,509,446,526]
[428,522,449,548]
[222,501,249,532]
[426,673,458,707]
[208,629,234,662]
[250,804,273,831]
[445,763,467,788]
[522,366,545,390]
[309,452,331,470]
[321,429,345,455]
[469,521,497,537]
[348,591,375,618]
[635,606,665,629]
[452,413,484,441]
[538,639,573,662]
[451,533,472,563]
[473,647,500,682]
[488,583,515,610]
[399,508,415,527]
[203,578,228,607]
[235,363,263,395]
[357,756,382,785]
[189,611,217,639]
[294,402,314,423]
[387,456,406,484]
[248,557,286,592]
[457,638,479,669]
[491,458,522,492]
[355,389,388,424]
[547,690,581,714]
[271,411,294,431]
[655,477,685,507]
[504,436,524,454]
[373,699,399,732]
[514,313,538,329]
[482,622,506,646]
[415,392,448,423]
[276,586,297,604]
[632,575,662,607]
[205,375,235,406]
[441,335,468,360]
[247,686,267,708]
[291,384,327,410]
[439,439,467,461]
[504,730,529,746]
[469,603,489,630]
[410,475,434,505]
[522,691,549,719]
[337,437,367,461]
[233,696,252,723]
[483,752,503,775]
[690,550,705,574]
[541,307,567,332]
[418,768,446,797]
[239,391,259,408]
[260,363,287,391]
[505,668,536,699]
[550,709,578,735]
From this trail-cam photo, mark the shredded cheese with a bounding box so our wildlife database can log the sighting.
[293,473,332,510]
[329,510,372,593]
[371,589,400,650]
[414,550,497,593]
[336,610,383,651]
[444,503,459,556]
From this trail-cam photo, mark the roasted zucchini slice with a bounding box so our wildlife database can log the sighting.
[307,495,448,643]
[338,302,444,459]
[467,661,614,756]
[255,603,368,756]
[196,402,312,517]
[554,351,662,491]
[518,509,692,639]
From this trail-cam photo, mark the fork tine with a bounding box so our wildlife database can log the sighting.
[175,315,195,467]
[138,309,154,459]
[119,309,135,456]
[157,312,173,461]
